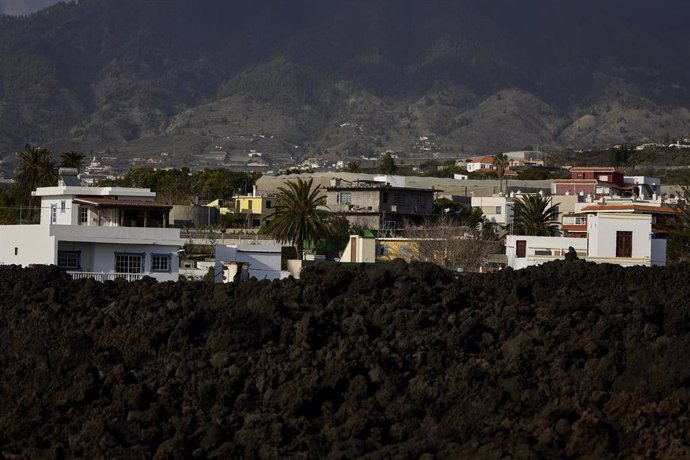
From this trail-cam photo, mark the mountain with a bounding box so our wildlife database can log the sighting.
[1,0,690,173]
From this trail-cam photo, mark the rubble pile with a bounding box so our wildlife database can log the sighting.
[1,261,690,458]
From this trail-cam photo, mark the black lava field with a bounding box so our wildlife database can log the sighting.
[2,261,690,459]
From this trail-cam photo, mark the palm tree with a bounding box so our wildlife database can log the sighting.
[60,151,86,172]
[15,144,57,191]
[259,178,335,256]
[15,144,58,220]
[512,193,560,236]
[493,153,509,192]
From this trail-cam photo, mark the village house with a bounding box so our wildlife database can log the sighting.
[551,167,633,198]
[0,169,182,281]
[203,186,276,228]
[465,155,497,173]
[326,175,436,234]
[507,203,673,269]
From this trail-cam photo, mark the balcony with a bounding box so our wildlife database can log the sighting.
[67,271,146,282]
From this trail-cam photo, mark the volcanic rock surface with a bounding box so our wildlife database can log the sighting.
[1,261,690,458]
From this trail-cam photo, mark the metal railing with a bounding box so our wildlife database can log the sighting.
[67,271,146,282]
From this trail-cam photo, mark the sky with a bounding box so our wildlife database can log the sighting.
[0,0,64,15]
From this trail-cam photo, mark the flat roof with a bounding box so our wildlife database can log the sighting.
[74,197,171,209]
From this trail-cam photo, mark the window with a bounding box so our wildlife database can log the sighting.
[80,207,88,224]
[151,254,171,272]
[495,206,502,215]
[252,219,261,227]
[50,205,57,224]
[115,253,143,274]
[266,200,272,209]
[340,192,351,204]
[382,192,389,204]
[60,200,66,213]
[616,231,633,258]
[598,175,609,182]
[575,217,586,225]
[516,240,527,258]
[14,247,18,255]
[247,200,253,210]
[57,251,80,270]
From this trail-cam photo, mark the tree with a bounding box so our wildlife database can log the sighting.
[512,193,560,236]
[404,214,500,272]
[345,160,361,173]
[15,144,57,221]
[60,151,86,171]
[259,178,335,256]
[378,152,397,174]
[493,152,509,192]
[667,175,690,262]
[15,144,57,191]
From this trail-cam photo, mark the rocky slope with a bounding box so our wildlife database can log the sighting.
[1,261,690,458]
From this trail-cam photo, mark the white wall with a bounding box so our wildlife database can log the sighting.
[651,238,667,267]
[587,214,652,259]
[0,225,56,266]
[340,236,376,263]
[40,196,76,225]
[214,244,283,282]
[506,235,586,269]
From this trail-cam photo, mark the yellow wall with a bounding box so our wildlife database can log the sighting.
[236,197,264,214]
[376,239,419,262]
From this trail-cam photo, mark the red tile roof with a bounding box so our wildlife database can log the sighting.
[581,204,677,214]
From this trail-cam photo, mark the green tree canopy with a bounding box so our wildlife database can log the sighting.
[512,193,560,236]
[60,151,86,171]
[15,144,57,192]
[259,178,335,255]
[378,152,397,174]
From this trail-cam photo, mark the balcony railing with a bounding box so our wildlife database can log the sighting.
[67,271,146,282]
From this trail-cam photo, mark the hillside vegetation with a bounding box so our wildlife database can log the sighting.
[1,0,690,171]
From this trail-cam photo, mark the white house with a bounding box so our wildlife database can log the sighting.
[506,205,671,269]
[466,155,496,173]
[0,171,182,281]
[213,244,286,283]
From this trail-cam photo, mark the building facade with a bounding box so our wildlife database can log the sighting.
[0,178,182,281]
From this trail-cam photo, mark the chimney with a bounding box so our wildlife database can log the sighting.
[252,185,258,197]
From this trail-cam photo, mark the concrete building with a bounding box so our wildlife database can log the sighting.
[0,172,182,281]
[471,194,514,226]
[326,176,436,233]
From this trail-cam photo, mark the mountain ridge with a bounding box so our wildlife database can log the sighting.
[1,0,690,172]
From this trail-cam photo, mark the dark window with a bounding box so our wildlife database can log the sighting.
[616,231,632,258]
[151,254,171,272]
[516,240,527,258]
[57,251,80,269]
[382,192,389,204]
[252,219,261,227]
[115,253,143,273]
[266,200,272,209]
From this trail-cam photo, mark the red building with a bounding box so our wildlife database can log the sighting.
[552,167,633,198]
